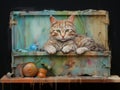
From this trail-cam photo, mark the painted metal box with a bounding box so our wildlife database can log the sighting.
[10,10,111,77]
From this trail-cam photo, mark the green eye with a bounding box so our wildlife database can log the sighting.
[66,29,69,32]
[56,29,60,32]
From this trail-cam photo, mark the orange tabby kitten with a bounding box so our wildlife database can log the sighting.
[44,15,105,54]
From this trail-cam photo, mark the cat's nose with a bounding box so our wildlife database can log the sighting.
[62,35,64,39]
[61,34,65,38]
[61,32,65,38]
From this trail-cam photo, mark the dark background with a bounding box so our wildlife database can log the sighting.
[0,0,120,90]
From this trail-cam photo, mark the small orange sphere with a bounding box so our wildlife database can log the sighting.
[22,62,38,77]
[39,68,47,74]
[37,72,46,78]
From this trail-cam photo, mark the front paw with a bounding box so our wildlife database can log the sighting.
[76,47,89,54]
[44,45,56,54]
[62,46,72,54]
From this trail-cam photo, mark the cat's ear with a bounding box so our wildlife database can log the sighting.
[50,16,57,24]
[68,15,75,22]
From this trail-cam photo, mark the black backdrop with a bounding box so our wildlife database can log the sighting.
[0,0,120,90]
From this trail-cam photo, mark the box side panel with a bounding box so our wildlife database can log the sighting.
[13,55,111,77]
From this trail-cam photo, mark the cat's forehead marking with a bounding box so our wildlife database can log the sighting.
[52,25,73,30]
[51,20,74,30]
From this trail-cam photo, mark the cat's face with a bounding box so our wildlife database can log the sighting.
[49,15,76,41]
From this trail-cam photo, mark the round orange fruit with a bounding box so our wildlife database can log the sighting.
[38,68,47,74]
[37,72,46,78]
[22,62,38,77]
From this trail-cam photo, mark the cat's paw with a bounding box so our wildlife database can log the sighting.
[44,45,56,54]
[62,46,72,54]
[76,47,89,54]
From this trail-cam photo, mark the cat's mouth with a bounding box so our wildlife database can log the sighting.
[61,39,66,41]
[59,38,71,42]
[57,38,66,42]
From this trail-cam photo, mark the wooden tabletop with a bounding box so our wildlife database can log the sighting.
[1,75,120,83]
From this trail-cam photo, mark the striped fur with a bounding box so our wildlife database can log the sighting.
[44,15,105,54]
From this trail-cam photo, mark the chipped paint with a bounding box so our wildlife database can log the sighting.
[10,10,111,77]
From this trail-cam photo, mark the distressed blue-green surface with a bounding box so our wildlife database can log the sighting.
[12,52,110,76]
[11,10,111,77]
[11,10,109,50]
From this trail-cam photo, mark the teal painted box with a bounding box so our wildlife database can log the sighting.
[10,10,111,77]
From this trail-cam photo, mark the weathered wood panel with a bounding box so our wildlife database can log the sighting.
[1,75,120,83]
[12,51,111,77]
[10,10,111,77]
[11,10,109,50]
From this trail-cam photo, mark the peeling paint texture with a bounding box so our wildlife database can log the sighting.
[10,10,111,77]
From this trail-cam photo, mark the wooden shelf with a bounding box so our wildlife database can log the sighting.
[1,75,120,83]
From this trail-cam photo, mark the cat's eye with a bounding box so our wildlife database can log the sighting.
[65,29,69,32]
[56,29,61,33]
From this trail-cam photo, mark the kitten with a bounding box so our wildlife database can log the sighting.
[44,15,105,54]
